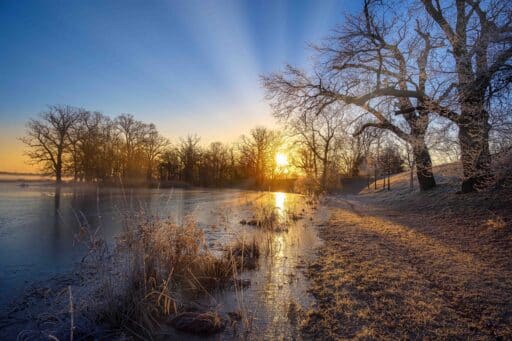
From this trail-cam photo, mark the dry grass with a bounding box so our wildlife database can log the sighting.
[302,170,512,339]
[169,311,225,334]
[225,238,260,270]
[70,216,263,339]
[239,193,306,232]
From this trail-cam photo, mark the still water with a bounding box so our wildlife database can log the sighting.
[0,182,324,339]
[0,183,246,303]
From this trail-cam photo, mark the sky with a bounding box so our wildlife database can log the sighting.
[0,0,358,172]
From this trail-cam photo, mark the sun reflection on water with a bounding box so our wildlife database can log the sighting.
[274,192,286,213]
[274,233,285,259]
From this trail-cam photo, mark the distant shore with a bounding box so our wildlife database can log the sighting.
[0,175,301,193]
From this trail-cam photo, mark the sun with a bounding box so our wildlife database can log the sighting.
[276,152,288,167]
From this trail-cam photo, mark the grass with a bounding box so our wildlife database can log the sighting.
[49,213,267,339]
[239,192,306,232]
[96,216,263,338]
[225,238,260,270]
[302,166,512,339]
[169,311,225,334]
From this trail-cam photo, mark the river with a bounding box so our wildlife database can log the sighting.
[0,182,325,339]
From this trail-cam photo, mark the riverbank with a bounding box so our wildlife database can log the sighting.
[302,167,512,339]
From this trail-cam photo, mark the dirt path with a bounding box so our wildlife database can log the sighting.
[302,195,512,339]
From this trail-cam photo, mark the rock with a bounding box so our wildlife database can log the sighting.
[169,311,225,335]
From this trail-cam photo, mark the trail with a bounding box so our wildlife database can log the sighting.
[303,195,512,339]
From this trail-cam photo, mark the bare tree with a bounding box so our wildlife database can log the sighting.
[159,146,180,181]
[143,123,169,181]
[336,122,378,177]
[238,127,282,187]
[178,134,201,183]
[116,114,148,179]
[21,105,80,183]
[87,112,119,182]
[66,110,87,182]
[418,0,512,191]
[262,0,440,191]
[274,103,346,189]
[198,142,232,186]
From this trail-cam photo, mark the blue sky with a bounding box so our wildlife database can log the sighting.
[0,0,358,171]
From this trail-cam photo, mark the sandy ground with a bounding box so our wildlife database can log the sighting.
[303,169,512,339]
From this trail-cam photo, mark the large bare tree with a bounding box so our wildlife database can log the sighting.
[21,105,80,183]
[264,0,511,192]
[263,0,440,191]
[418,0,512,191]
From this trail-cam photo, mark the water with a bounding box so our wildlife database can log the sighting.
[0,182,325,338]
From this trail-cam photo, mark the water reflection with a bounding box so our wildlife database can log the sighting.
[273,233,285,258]
[204,191,325,340]
[274,191,286,218]
[54,186,61,211]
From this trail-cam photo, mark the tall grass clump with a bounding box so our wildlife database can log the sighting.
[239,193,306,232]
[225,238,260,270]
[93,216,246,338]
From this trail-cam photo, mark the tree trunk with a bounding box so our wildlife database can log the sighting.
[458,103,493,192]
[320,161,328,190]
[56,168,62,184]
[410,163,414,191]
[412,141,436,191]
[320,149,329,191]
[374,167,377,190]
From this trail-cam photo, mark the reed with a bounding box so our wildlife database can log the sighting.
[87,215,263,338]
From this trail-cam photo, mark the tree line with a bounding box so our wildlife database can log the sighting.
[20,105,275,187]
[22,104,404,191]
[22,106,167,184]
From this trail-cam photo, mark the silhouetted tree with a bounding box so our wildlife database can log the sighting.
[262,0,442,191]
[418,0,512,191]
[143,124,168,181]
[21,105,81,183]
[178,135,201,183]
[238,127,282,186]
